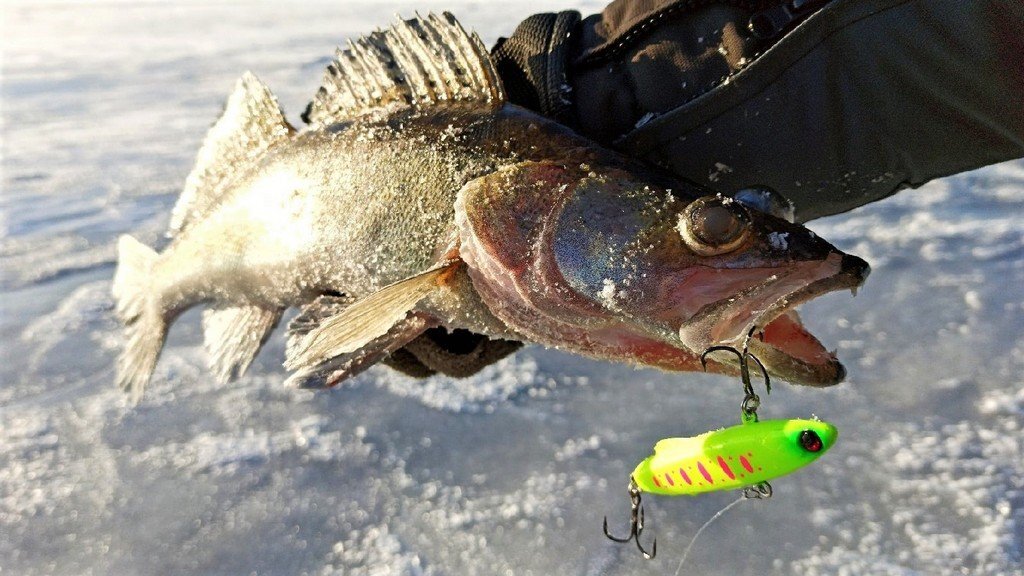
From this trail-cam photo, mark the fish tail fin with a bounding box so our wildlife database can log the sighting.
[112,235,166,402]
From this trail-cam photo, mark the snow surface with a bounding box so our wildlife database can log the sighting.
[2,2,1022,575]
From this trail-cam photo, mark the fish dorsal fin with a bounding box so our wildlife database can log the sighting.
[169,72,295,235]
[301,12,505,128]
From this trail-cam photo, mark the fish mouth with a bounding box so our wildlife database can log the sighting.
[679,253,870,386]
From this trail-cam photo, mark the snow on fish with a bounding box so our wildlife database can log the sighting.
[111,12,869,401]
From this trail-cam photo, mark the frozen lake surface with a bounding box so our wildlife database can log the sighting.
[2,2,1022,574]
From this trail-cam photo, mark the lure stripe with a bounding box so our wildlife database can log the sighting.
[678,468,692,485]
[740,455,753,473]
[697,461,713,484]
[652,475,662,488]
[717,456,735,480]
[664,473,675,486]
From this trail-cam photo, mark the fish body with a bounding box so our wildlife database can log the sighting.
[112,13,869,400]
[151,104,600,318]
[631,419,838,496]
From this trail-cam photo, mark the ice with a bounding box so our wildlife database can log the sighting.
[2,1,1023,575]
[768,231,789,251]
[794,396,1023,576]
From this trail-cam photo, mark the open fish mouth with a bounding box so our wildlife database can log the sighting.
[679,253,870,386]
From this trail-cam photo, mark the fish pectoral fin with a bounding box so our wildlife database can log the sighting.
[285,294,357,358]
[202,305,283,383]
[284,260,462,373]
[284,313,437,389]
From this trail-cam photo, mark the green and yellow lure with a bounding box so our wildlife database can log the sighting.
[605,418,838,560]
[632,418,837,496]
[604,340,840,560]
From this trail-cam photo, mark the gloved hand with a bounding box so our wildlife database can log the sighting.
[493,0,1024,221]
[388,0,1024,379]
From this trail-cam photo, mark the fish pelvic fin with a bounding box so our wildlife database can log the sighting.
[112,235,166,403]
[202,305,283,384]
[302,12,505,128]
[284,261,462,375]
[169,72,295,235]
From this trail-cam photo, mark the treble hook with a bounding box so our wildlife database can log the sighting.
[743,481,773,500]
[700,327,771,421]
[603,478,657,559]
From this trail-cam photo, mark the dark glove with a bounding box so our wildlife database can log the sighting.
[494,0,1024,222]
[389,0,1024,380]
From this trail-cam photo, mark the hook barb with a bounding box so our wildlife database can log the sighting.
[602,479,657,559]
[700,326,772,419]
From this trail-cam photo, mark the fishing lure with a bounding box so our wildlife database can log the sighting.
[603,338,838,559]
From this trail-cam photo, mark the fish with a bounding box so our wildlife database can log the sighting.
[111,13,869,401]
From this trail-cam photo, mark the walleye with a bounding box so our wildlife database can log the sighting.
[112,13,869,401]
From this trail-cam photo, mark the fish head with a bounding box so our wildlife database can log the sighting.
[456,162,869,386]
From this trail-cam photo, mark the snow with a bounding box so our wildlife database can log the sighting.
[768,231,789,251]
[2,1,1022,575]
[634,112,657,129]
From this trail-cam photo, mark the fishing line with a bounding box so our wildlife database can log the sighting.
[671,495,750,576]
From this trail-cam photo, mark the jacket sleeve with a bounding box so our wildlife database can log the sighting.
[494,0,1024,221]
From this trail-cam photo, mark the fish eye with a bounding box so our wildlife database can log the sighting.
[799,429,823,452]
[678,196,751,256]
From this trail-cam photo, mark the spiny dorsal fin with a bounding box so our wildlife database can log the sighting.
[169,72,295,235]
[302,12,505,128]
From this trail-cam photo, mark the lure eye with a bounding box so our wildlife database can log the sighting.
[799,429,823,453]
[678,196,751,256]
